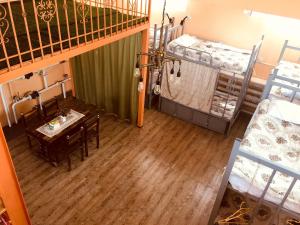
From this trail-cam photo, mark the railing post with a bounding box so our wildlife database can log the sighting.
[7,0,23,66]
[137,27,149,127]
[32,0,45,58]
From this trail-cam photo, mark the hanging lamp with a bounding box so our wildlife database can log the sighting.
[136,0,182,94]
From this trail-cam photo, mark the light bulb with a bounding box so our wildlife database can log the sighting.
[154,80,161,95]
[135,68,141,77]
[138,77,144,92]
[154,84,161,95]
[177,69,181,77]
[170,67,174,74]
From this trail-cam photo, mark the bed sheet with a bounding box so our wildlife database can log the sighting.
[270,61,300,103]
[229,99,300,214]
[167,34,251,74]
[210,91,238,120]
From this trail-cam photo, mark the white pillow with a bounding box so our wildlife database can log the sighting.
[174,34,199,47]
[268,99,300,124]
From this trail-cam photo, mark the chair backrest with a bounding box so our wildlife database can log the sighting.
[42,97,59,117]
[66,125,84,146]
[84,113,100,130]
[20,106,44,128]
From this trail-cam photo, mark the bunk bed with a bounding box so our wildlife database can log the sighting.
[209,41,300,224]
[153,24,263,134]
[263,40,300,104]
[0,0,147,70]
[147,22,184,108]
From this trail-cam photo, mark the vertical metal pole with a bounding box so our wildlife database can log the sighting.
[269,178,297,225]
[277,40,288,64]
[207,139,241,225]
[261,69,278,100]
[249,170,277,224]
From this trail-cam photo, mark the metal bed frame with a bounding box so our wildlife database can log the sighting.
[262,40,300,101]
[278,40,300,64]
[151,24,264,134]
[208,42,300,224]
[147,21,184,109]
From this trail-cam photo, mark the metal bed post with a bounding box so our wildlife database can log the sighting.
[233,35,264,117]
[163,25,169,49]
[208,139,241,225]
[277,40,300,63]
[277,40,289,64]
[231,45,256,118]
[147,24,158,109]
[261,68,278,100]
[158,24,172,111]
[248,170,277,224]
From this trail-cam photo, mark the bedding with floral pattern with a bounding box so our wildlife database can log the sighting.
[167,34,251,74]
[229,99,300,214]
[270,61,300,103]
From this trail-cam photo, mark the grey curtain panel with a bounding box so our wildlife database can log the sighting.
[70,33,141,122]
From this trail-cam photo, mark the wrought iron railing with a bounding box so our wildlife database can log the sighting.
[0,0,149,74]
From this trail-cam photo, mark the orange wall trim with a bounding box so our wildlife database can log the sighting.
[0,23,150,85]
[0,127,31,225]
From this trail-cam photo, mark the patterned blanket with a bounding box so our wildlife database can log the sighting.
[215,188,299,225]
[270,61,300,103]
[229,99,300,214]
[167,34,251,74]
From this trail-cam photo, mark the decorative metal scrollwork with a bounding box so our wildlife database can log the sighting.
[0,4,9,44]
[36,0,56,23]
[77,0,89,23]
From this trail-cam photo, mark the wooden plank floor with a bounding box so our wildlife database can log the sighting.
[8,110,250,225]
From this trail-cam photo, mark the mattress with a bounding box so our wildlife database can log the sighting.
[167,34,251,74]
[210,91,238,120]
[229,99,300,214]
[269,61,300,103]
[160,60,238,120]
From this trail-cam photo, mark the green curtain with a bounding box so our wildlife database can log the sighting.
[70,33,141,122]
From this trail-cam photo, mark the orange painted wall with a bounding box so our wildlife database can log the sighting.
[151,0,300,79]
[0,62,72,127]
[248,0,300,20]
[0,127,31,225]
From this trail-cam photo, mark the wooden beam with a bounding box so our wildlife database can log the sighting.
[0,126,31,225]
[0,23,150,84]
[137,27,149,127]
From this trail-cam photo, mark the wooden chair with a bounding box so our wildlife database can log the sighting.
[83,113,100,157]
[20,106,45,148]
[42,97,59,118]
[56,125,85,171]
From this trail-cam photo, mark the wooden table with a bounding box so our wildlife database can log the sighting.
[25,97,98,165]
